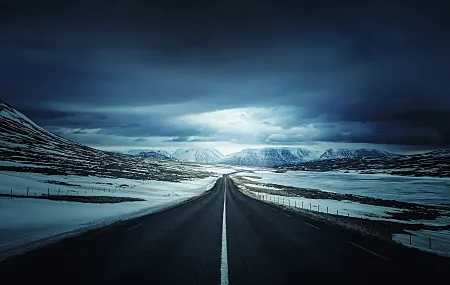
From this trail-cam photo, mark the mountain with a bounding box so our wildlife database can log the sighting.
[172,148,224,164]
[319,148,399,160]
[287,148,321,161]
[278,149,450,177]
[134,150,175,160]
[0,100,208,181]
[411,149,450,158]
[219,148,320,167]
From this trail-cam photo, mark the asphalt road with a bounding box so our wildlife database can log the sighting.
[0,175,448,284]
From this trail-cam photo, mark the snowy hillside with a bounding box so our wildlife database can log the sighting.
[219,148,320,167]
[280,149,450,177]
[172,148,224,164]
[319,148,398,160]
[0,100,211,181]
[286,148,321,161]
[134,150,175,160]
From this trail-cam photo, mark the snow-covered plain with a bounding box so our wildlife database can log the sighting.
[235,171,450,226]
[393,230,450,257]
[0,171,220,259]
[248,190,397,220]
[242,187,450,256]
[233,170,450,255]
[243,170,450,205]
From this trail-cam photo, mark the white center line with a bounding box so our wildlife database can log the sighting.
[127,224,142,231]
[347,241,388,261]
[220,178,229,285]
[305,222,320,230]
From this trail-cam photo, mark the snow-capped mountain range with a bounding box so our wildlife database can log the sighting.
[131,150,175,160]
[2,99,448,177]
[215,147,399,167]
[126,147,400,166]
[124,147,401,166]
[218,148,320,167]
[172,148,224,164]
[318,148,399,160]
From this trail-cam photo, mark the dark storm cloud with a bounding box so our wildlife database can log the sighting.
[1,0,449,147]
[24,106,216,138]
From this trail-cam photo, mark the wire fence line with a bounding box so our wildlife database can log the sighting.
[248,192,441,252]
[0,185,132,198]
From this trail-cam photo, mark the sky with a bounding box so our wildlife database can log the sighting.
[1,0,449,155]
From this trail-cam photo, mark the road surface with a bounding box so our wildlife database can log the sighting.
[0,175,448,284]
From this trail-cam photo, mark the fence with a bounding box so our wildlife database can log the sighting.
[0,185,132,199]
[247,191,448,254]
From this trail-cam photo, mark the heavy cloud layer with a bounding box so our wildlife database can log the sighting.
[1,0,449,149]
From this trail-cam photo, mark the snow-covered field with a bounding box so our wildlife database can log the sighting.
[393,230,450,257]
[249,191,397,219]
[242,170,450,205]
[233,170,450,256]
[0,171,221,259]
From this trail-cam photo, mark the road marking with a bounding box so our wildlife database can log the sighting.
[221,178,229,285]
[347,241,388,261]
[127,224,142,231]
[305,222,320,230]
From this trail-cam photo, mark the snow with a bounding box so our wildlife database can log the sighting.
[198,165,237,174]
[218,147,319,167]
[243,184,279,191]
[246,189,398,221]
[393,230,450,256]
[233,171,450,255]
[134,150,175,160]
[319,148,398,160]
[172,148,224,164]
[0,171,219,259]
[0,161,42,168]
[0,100,48,134]
[0,171,218,199]
[240,170,450,206]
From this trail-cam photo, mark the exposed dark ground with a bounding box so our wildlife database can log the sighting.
[0,193,145,203]
[277,151,450,178]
